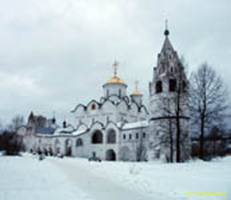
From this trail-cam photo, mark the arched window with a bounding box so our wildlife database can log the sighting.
[142,132,146,138]
[76,138,83,147]
[155,81,162,93]
[123,134,126,140]
[91,104,96,110]
[169,79,177,92]
[136,133,139,139]
[91,130,103,144]
[107,129,116,144]
[129,134,132,140]
[119,89,122,97]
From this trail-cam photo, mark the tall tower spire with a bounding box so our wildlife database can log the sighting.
[161,19,174,53]
[135,80,139,92]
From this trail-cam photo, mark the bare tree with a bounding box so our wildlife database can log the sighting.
[155,97,174,162]
[8,115,25,132]
[175,57,190,162]
[189,63,228,160]
[0,119,3,132]
[175,63,184,162]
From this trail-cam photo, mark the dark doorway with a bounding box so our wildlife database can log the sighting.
[92,130,103,144]
[106,149,116,161]
[65,139,72,156]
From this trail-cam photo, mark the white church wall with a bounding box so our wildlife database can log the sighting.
[103,84,127,97]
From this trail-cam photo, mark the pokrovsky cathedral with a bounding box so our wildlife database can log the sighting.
[21,27,190,162]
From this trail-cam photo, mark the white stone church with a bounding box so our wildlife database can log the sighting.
[21,27,190,162]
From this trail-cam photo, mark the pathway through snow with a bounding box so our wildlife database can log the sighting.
[50,158,160,200]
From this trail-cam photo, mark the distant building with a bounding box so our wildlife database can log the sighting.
[20,112,58,152]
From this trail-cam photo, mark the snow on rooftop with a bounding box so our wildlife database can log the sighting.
[118,120,149,130]
[54,125,75,135]
[72,128,87,136]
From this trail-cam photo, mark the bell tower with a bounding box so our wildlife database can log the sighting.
[148,24,190,162]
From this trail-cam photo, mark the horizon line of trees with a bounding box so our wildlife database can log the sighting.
[0,115,25,155]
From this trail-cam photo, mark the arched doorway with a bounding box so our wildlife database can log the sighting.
[106,149,116,161]
[65,139,72,156]
[76,138,84,157]
[54,139,61,155]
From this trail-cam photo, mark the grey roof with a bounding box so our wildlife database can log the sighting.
[36,127,55,135]
[161,36,174,53]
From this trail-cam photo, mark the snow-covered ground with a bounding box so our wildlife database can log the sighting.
[0,155,93,200]
[0,155,230,200]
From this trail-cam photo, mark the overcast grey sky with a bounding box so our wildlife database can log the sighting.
[0,0,230,125]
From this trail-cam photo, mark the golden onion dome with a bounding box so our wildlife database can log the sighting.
[107,75,125,84]
[106,61,126,85]
[131,80,142,96]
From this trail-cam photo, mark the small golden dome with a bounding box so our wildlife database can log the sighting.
[131,80,142,96]
[131,90,142,96]
[107,75,125,84]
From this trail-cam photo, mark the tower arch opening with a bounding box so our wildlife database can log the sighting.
[155,80,163,93]
[169,79,177,92]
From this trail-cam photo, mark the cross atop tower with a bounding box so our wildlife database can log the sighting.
[165,19,168,30]
[135,80,139,92]
[112,60,119,76]
[164,19,170,36]
[52,111,56,118]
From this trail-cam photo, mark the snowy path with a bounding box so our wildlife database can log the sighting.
[50,157,231,200]
[50,158,157,200]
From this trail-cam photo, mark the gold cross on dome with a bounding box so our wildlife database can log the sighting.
[112,60,119,76]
